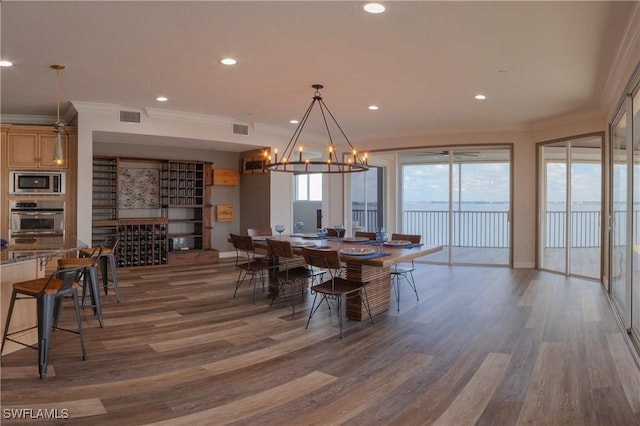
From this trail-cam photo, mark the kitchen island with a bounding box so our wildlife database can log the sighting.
[0,236,88,354]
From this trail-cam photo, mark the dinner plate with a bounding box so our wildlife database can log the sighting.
[301,233,321,239]
[342,237,370,242]
[291,240,316,248]
[339,247,375,256]
[251,236,267,242]
[384,240,412,246]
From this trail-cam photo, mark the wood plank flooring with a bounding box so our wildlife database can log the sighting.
[1,261,639,425]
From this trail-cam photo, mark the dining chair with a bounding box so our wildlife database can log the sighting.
[230,233,273,303]
[247,227,273,237]
[301,247,374,338]
[355,231,376,240]
[1,267,87,379]
[266,239,324,317]
[390,233,421,311]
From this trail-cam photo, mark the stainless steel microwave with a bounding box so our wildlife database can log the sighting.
[9,171,65,195]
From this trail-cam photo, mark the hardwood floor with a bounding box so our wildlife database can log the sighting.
[1,261,639,425]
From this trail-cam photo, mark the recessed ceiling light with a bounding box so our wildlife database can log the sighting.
[156,96,168,102]
[474,94,487,100]
[363,3,385,14]
[0,60,13,67]
[368,105,379,111]
[220,58,237,65]
[290,120,299,124]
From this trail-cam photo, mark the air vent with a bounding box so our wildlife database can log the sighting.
[120,111,141,123]
[233,123,249,136]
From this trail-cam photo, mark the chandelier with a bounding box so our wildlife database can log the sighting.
[264,84,368,174]
[51,64,65,165]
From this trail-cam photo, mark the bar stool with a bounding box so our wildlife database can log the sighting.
[80,237,120,302]
[1,267,87,379]
[58,246,104,328]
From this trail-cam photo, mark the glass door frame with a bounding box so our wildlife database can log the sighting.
[536,133,604,280]
[396,145,513,267]
[610,96,634,329]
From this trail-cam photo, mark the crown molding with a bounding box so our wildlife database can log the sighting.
[601,1,640,114]
[527,109,604,133]
[0,114,56,125]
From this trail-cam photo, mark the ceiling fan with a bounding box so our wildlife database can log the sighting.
[415,150,481,159]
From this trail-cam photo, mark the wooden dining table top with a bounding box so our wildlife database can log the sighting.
[252,235,443,268]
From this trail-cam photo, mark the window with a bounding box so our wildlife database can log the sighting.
[295,174,322,201]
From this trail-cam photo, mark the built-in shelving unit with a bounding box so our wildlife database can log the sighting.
[92,157,118,221]
[160,161,211,257]
[90,156,215,268]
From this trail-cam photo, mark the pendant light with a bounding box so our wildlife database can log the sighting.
[264,84,368,174]
[51,64,65,165]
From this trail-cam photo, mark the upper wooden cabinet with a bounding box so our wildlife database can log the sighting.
[213,168,239,186]
[4,126,71,169]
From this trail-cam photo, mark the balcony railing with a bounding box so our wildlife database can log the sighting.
[352,208,622,249]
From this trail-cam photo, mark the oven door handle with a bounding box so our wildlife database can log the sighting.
[11,230,63,235]
[13,211,61,216]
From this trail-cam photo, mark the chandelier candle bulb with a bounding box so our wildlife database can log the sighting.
[299,146,303,162]
[274,148,278,163]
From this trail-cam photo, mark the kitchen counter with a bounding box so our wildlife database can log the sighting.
[0,236,88,266]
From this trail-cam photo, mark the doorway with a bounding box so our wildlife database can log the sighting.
[399,147,512,266]
[537,134,603,280]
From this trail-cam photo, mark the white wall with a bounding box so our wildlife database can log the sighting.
[72,102,296,246]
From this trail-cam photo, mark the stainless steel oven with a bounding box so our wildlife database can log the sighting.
[9,200,65,237]
[9,171,65,195]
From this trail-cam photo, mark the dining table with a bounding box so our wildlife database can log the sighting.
[252,235,442,320]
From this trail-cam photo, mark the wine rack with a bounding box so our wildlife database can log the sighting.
[117,219,168,267]
[92,156,118,221]
[161,161,210,254]
[90,156,213,268]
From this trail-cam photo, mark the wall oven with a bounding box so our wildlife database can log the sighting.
[9,171,65,195]
[9,200,65,237]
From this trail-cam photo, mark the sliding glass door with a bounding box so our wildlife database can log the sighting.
[400,147,511,266]
[538,135,603,280]
[351,165,383,232]
[608,66,640,355]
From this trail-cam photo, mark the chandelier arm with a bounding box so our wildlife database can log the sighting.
[319,98,366,164]
[316,100,337,164]
[281,97,316,160]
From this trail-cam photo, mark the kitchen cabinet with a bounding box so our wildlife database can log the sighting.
[6,127,70,169]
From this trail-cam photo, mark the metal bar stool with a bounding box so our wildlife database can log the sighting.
[1,267,87,379]
[58,246,104,328]
[80,237,120,302]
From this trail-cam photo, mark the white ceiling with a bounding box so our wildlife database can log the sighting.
[1,1,636,146]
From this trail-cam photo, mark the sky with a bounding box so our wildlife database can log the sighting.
[351,161,603,207]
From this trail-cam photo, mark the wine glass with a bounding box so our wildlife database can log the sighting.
[375,228,388,252]
[294,221,304,235]
[316,228,327,246]
[275,224,286,240]
[334,224,345,248]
